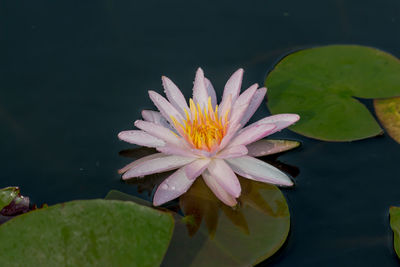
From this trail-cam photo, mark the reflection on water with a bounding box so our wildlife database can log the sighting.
[118,146,300,266]
[180,177,290,238]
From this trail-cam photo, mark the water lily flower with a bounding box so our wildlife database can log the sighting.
[118,68,300,207]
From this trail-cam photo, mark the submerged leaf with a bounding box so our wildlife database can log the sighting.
[390,206,400,258]
[374,97,400,144]
[266,45,400,141]
[0,199,174,267]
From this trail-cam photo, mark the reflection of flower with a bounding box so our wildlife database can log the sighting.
[180,177,290,237]
[118,68,299,206]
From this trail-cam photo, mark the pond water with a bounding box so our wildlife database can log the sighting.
[1,0,400,266]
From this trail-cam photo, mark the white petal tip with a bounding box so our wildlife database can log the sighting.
[236,68,244,74]
[161,75,169,84]
[152,199,162,206]
[287,114,301,122]
[280,179,294,187]
[232,191,241,198]
[148,90,156,98]
[152,191,172,206]
[121,174,132,180]
[134,120,140,127]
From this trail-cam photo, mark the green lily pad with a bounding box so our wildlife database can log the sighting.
[0,187,20,210]
[107,176,291,266]
[390,206,400,258]
[265,45,400,141]
[0,199,174,267]
[169,177,290,266]
[374,97,400,144]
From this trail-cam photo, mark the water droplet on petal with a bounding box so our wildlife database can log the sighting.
[162,184,169,190]
[171,186,176,190]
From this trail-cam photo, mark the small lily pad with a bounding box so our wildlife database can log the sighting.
[0,199,174,267]
[0,187,20,210]
[390,206,400,258]
[266,45,400,141]
[374,97,400,144]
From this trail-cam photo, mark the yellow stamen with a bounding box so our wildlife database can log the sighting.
[171,97,230,152]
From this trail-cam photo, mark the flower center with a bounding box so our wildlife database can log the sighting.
[172,97,229,151]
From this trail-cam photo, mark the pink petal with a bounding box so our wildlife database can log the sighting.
[240,114,300,136]
[217,122,242,152]
[192,68,208,108]
[141,110,174,131]
[207,159,241,198]
[118,153,166,174]
[219,69,244,113]
[185,158,211,179]
[156,144,198,158]
[122,155,195,180]
[153,167,197,206]
[156,143,213,158]
[134,120,183,147]
[228,83,258,129]
[205,77,217,107]
[228,123,276,147]
[247,139,300,157]
[239,87,267,127]
[216,145,248,159]
[218,94,232,124]
[162,76,189,115]
[148,90,184,125]
[226,156,293,186]
[190,148,214,158]
[118,130,165,148]
[202,170,237,206]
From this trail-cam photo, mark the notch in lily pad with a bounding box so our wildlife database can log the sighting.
[266,45,400,141]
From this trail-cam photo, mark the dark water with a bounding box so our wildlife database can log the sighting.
[1,0,400,266]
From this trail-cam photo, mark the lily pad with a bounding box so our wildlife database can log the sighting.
[107,176,291,266]
[374,97,400,144]
[0,199,174,267]
[0,187,20,210]
[167,177,290,267]
[390,206,400,258]
[265,45,400,141]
